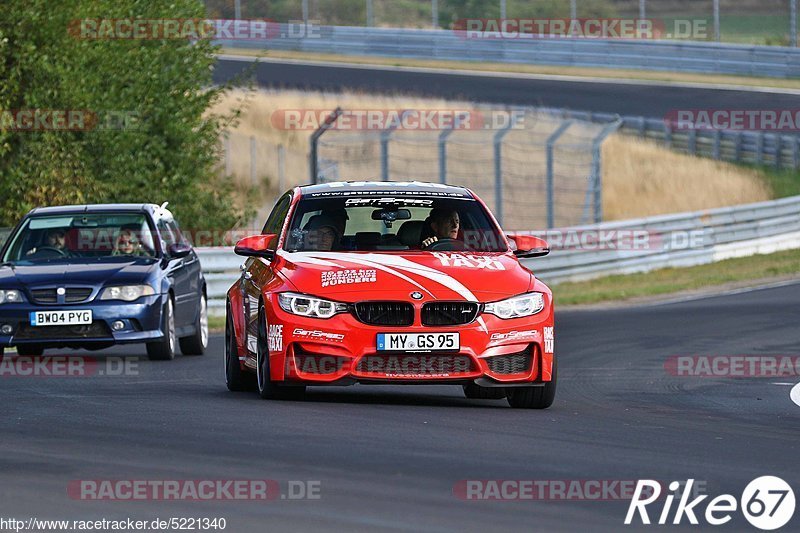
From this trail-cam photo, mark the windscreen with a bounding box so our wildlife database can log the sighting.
[285,194,508,253]
[2,213,156,263]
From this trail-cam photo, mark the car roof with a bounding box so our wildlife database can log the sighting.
[26,204,175,221]
[298,181,474,198]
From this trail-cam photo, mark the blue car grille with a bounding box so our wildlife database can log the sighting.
[29,288,93,304]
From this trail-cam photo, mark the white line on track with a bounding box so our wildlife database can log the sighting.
[791,382,800,408]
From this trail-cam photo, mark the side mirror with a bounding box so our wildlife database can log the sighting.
[508,234,550,258]
[235,234,277,261]
[167,243,192,259]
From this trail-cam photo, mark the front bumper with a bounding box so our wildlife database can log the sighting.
[261,297,555,386]
[0,294,166,348]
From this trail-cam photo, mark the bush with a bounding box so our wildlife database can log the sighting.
[0,0,245,230]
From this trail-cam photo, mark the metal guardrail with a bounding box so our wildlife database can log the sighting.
[215,24,800,78]
[197,194,800,315]
[543,108,800,170]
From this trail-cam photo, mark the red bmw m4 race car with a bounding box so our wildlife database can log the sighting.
[225,181,556,408]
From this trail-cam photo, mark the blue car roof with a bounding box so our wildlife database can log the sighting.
[27,204,156,217]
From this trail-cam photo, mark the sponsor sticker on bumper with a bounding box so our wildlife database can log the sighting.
[30,310,92,327]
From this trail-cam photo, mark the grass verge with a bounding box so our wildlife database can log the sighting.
[219,48,800,91]
[209,315,226,333]
[553,248,800,306]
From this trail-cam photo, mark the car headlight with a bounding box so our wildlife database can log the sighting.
[484,292,545,319]
[0,290,23,304]
[100,285,155,302]
[278,292,348,319]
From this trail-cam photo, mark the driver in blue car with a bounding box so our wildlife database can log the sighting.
[421,208,460,248]
[26,228,67,256]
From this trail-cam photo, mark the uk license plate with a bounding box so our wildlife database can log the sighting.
[377,333,460,352]
[30,310,92,327]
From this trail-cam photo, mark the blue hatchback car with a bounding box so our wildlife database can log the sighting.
[0,204,207,360]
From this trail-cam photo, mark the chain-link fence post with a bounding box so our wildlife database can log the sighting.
[639,0,646,20]
[367,0,374,27]
[438,128,455,184]
[302,0,309,24]
[234,0,241,19]
[501,0,507,19]
[590,118,623,224]
[713,0,721,42]
[493,113,524,227]
[278,144,286,193]
[250,136,257,186]
[792,0,798,47]
[546,121,573,229]
[380,110,414,181]
[432,0,438,28]
[309,107,343,184]
[571,0,577,20]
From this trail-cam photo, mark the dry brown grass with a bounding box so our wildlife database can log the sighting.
[210,88,772,227]
[602,135,771,219]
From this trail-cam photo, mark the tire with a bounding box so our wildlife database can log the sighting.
[225,304,254,391]
[463,383,507,400]
[147,297,176,361]
[506,358,557,409]
[16,345,44,357]
[180,293,209,356]
[256,304,305,401]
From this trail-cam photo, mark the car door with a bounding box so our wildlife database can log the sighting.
[158,220,193,329]
[243,193,292,360]
[168,219,201,309]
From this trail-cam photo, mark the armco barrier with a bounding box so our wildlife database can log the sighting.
[215,24,800,78]
[198,195,800,315]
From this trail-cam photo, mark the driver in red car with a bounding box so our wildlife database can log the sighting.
[421,208,460,248]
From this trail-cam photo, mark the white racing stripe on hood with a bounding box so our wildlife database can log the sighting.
[288,252,489,333]
[292,252,435,298]
[277,251,342,268]
[298,252,479,301]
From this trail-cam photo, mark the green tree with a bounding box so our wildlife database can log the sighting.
[0,0,244,230]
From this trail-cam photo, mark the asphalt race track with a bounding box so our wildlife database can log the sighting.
[213,57,800,118]
[2,281,798,531]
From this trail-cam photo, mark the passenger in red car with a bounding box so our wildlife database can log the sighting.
[303,214,342,251]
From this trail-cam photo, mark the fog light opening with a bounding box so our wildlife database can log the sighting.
[0,324,13,335]
[111,321,126,332]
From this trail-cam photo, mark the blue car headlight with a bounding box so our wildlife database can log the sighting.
[100,285,155,302]
[0,290,23,304]
[484,292,545,319]
[278,292,348,319]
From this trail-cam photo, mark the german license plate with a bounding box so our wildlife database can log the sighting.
[30,310,92,327]
[377,333,460,352]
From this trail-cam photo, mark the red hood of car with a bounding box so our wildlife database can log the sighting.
[275,251,533,303]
